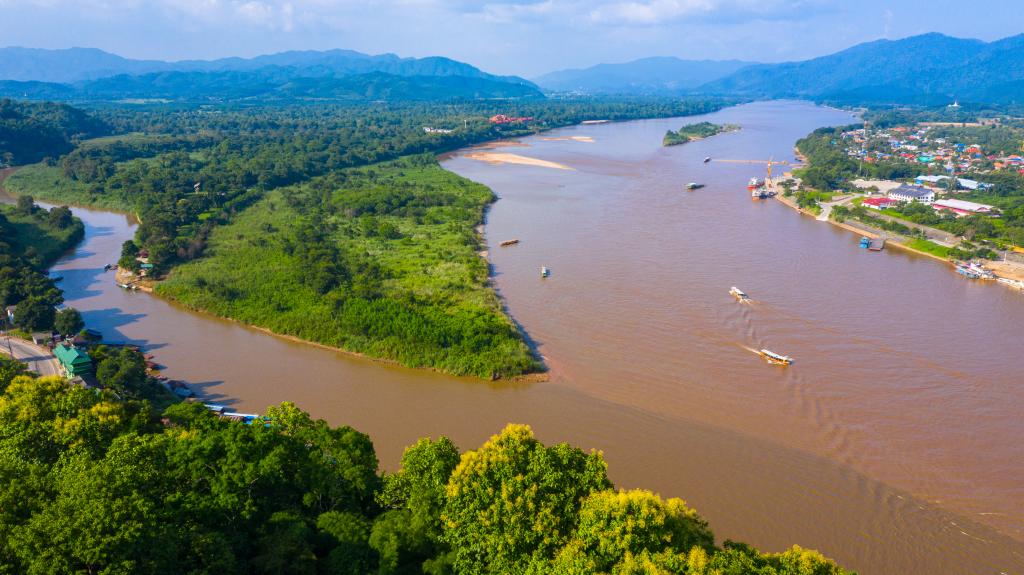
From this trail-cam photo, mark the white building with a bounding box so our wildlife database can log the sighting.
[932,199,997,216]
[888,185,935,204]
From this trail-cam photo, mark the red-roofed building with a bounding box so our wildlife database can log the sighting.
[862,197,899,210]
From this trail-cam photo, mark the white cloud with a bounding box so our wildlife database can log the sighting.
[588,0,716,25]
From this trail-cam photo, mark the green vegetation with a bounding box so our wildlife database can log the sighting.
[6,98,730,275]
[663,122,737,146]
[4,97,729,377]
[0,99,108,166]
[0,369,853,574]
[0,196,83,266]
[158,156,539,379]
[905,238,953,258]
[0,197,84,332]
[794,126,916,191]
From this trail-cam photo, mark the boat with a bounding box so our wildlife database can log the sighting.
[859,237,871,249]
[967,262,995,279]
[759,349,794,366]
[997,277,1024,290]
[540,266,550,278]
[116,282,130,289]
[729,286,749,301]
[747,177,763,191]
[703,157,712,163]
[956,264,981,279]
[499,239,520,247]
[686,182,704,190]
[869,238,885,251]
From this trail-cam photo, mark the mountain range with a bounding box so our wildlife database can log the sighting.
[535,33,1024,105]
[533,57,754,95]
[700,33,1024,105]
[3,33,1023,106]
[0,47,541,102]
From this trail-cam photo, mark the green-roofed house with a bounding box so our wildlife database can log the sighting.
[54,344,93,378]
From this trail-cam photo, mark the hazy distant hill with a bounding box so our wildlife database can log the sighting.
[700,33,1024,105]
[0,47,541,102]
[534,57,754,94]
[0,47,534,86]
[0,68,543,103]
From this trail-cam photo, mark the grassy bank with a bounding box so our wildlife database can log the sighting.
[157,155,541,379]
[0,201,84,267]
[3,163,132,211]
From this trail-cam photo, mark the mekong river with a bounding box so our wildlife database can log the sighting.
[12,101,1024,574]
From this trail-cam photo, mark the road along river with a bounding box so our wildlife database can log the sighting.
[6,101,1023,574]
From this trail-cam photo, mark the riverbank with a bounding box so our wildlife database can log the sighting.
[774,191,959,265]
[37,102,1024,573]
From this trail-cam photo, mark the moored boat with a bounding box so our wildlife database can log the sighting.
[859,237,871,249]
[729,286,749,301]
[956,264,980,279]
[759,349,793,366]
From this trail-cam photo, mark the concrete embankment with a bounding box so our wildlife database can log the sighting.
[773,193,952,264]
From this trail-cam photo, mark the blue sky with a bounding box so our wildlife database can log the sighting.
[1,1,1021,77]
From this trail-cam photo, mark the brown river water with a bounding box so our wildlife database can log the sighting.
[7,101,1024,574]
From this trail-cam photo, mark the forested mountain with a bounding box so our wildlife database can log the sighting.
[0,99,108,165]
[534,57,754,94]
[0,47,539,102]
[700,33,1024,105]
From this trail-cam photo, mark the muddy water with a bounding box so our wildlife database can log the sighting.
[10,101,1024,574]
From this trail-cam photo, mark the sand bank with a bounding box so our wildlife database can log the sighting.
[464,152,574,171]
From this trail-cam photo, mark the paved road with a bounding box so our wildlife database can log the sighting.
[817,195,856,222]
[0,335,62,377]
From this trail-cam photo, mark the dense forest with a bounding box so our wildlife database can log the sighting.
[0,196,84,332]
[6,98,731,274]
[0,364,853,574]
[0,99,108,166]
[157,156,541,378]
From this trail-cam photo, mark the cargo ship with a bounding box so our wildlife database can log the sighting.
[759,349,793,366]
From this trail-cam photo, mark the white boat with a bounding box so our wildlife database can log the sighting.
[759,349,793,366]
[540,266,550,278]
[967,262,995,279]
[729,286,749,301]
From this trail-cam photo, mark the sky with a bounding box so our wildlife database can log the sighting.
[1,0,1021,77]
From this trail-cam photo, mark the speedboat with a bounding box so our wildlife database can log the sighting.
[729,287,749,301]
[540,266,550,278]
